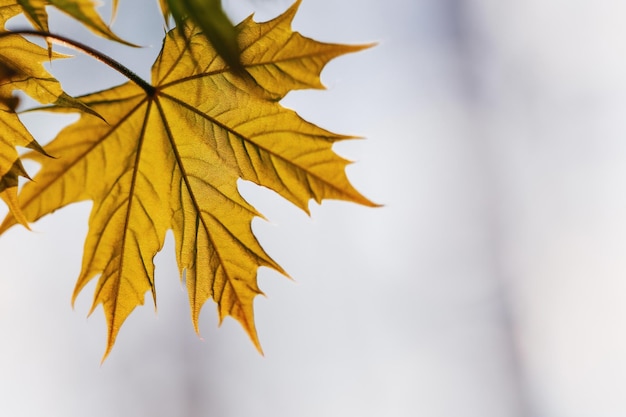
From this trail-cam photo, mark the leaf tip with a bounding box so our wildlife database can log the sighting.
[100,344,114,364]
[245,322,265,356]
[101,320,121,364]
[1,198,30,230]
[191,312,201,336]
[255,341,265,357]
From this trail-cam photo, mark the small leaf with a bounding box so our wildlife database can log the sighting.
[17,0,136,46]
[0,2,98,222]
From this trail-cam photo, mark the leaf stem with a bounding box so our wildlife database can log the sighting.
[0,30,156,95]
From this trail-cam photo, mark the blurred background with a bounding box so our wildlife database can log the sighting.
[2,0,626,415]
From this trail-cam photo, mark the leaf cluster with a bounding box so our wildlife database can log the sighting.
[0,0,373,359]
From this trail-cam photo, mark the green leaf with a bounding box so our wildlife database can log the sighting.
[165,0,241,71]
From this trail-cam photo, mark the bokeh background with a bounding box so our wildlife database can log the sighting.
[2,0,626,416]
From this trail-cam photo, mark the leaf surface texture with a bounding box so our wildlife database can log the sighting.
[1,1,373,357]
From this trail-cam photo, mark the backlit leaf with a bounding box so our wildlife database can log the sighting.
[0,0,374,358]
[17,0,133,45]
[0,1,95,223]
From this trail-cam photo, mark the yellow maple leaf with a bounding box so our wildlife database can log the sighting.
[0,1,96,224]
[1,0,374,358]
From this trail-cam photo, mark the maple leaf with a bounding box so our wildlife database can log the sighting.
[0,1,96,224]
[0,0,374,358]
[16,0,132,45]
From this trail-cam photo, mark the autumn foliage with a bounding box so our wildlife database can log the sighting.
[0,0,372,359]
